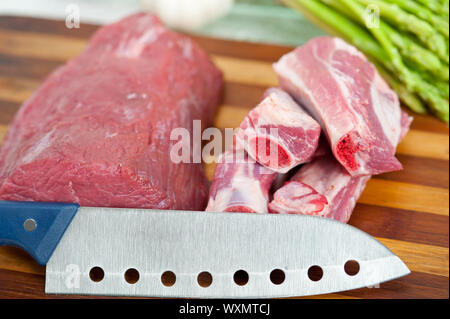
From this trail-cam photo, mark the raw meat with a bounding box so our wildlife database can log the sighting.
[268,181,329,216]
[205,139,277,214]
[0,13,223,210]
[274,36,405,176]
[236,88,321,173]
[268,147,371,222]
[269,114,412,223]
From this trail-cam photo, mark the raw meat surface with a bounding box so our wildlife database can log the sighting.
[274,36,405,176]
[269,113,412,223]
[205,139,277,214]
[0,13,223,210]
[236,88,321,173]
[270,148,372,222]
[268,181,328,216]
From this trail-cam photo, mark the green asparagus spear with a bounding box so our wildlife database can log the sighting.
[379,24,449,81]
[321,0,448,81]
[414,69,450,99]
[388,0,449,38]
[339,0,449,121]
[416,0,449,17]
[283,0,389,62]
[373,61,427,114]
[357,0,449,64]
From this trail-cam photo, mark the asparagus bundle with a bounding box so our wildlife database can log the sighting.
[283,0,449,122]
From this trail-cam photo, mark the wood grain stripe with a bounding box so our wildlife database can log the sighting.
[397,130,449,161]
[0,76,37,104]
[0,16,99,40]
[350,204,449,248]
[213,105,252,129]
[339,271,449,299]
[404,109,450,135]
[0,54,61,81]
[212,55,278,87]
[379,155,449,189]
[0,268,134,299]
[0,100,19,125]
[0,29,85,61]
[223,82,267,108]
[0,247,44,275]
[377,238,449,277]
[0,124,8,144]
[360,179,449,216]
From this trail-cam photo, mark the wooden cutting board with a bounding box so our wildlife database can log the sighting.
[0,16,448,299]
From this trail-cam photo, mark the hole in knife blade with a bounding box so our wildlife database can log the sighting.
[161,271,176,287]
[233,270,249,286]
[89,267,105,283]
[124,268,140,284]
[197,272,213,288]
[307,266,323,282]
[344,260,360,276]
[270,269,285,285]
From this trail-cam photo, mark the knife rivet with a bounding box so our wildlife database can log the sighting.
[233,270,249,286]
[307,266,323,282]
[23,219,37,232]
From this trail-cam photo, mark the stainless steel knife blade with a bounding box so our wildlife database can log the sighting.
[44,207,410,298]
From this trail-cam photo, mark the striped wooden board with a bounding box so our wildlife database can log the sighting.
[0,16,448,299]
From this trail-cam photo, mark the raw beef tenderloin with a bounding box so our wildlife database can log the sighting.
[0,13,223,210]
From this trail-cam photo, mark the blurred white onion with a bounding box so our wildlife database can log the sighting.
[140,0,234,31]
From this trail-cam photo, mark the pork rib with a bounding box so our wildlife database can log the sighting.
[274,37,405,176]
[0,13,223,210]
[236,88,321,173]
[269,115,412,223]
[268,148,371,222]
[268,180,328,216]
[205,140,277,214]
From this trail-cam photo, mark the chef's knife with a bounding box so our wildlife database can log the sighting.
[0,200,410,298]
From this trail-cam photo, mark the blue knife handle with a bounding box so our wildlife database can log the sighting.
[0,200,79,265]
